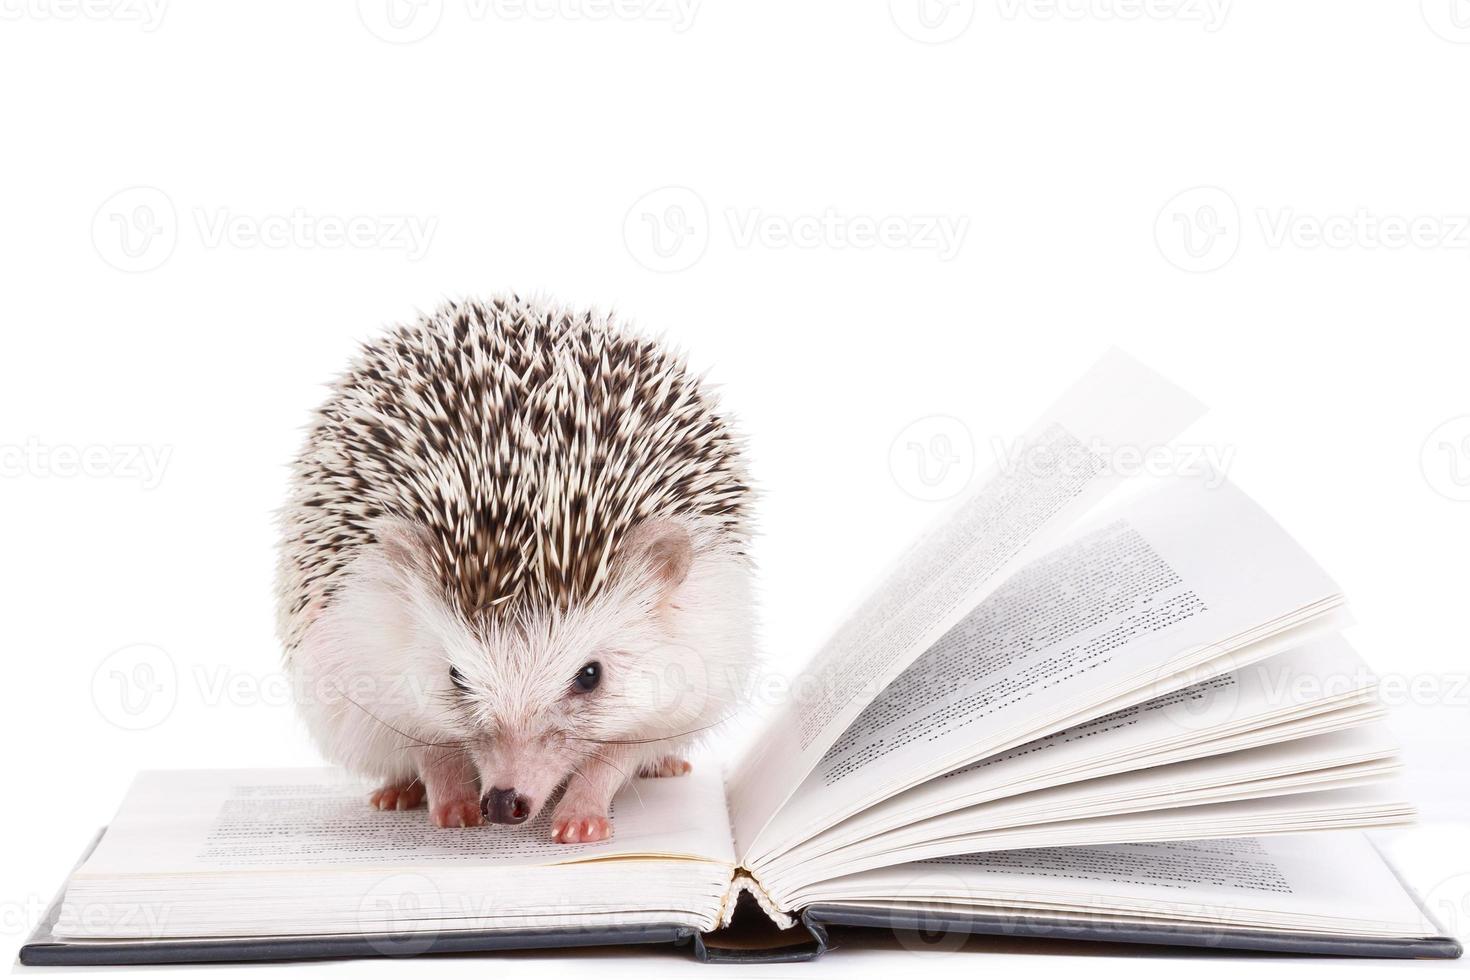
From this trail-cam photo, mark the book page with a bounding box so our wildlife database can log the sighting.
[774,636,1380,867]
[73,766,736,877]
[746,473,1342,868]
[57,767,739,939]
[769,725,1399,896]
[728,350,1205,858]
[794,833,1436,939]
[782,787,1413,894]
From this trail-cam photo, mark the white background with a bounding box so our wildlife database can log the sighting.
[3,0,1469,976]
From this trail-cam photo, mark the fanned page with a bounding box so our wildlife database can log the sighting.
[773,636,1384,871]
[745,473,1345,873]
[764,730,1405,903]
[793,833,1442,942]
[57,768,736,940]
[727,350,1206,859]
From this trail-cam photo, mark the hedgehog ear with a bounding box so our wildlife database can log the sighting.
[623,518,693,594]
[371,517,437,579]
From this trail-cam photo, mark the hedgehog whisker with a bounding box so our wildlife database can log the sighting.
[566,763,595,793]
[334,688,466,750]
[567,715,734,746]
[582,750,629,779]
[583,752,645,810]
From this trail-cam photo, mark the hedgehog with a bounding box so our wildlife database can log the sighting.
[275,295,754,842]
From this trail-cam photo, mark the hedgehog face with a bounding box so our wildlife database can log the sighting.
[434,519,727,823]
[309,515,747,826]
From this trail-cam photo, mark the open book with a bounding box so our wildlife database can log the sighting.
[23,353,1461,965]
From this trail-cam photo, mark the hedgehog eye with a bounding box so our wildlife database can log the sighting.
[449,665,468,692]
[572,661,601,693]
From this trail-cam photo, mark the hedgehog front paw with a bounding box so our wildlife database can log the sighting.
[550,810,611,844]
[638,756,692,778]
[550,788,612,843]
[369,780,425,811]
[430,797,484,829]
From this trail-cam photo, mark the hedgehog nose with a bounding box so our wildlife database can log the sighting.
[482,787,531,825]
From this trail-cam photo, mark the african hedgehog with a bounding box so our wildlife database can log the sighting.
[275,295,754,841]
